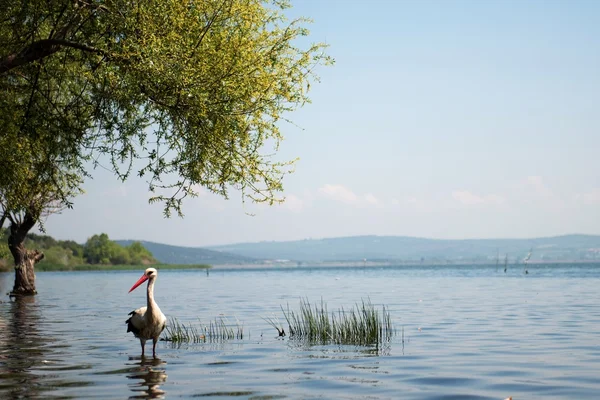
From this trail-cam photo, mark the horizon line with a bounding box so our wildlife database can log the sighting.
[114,232,600,249]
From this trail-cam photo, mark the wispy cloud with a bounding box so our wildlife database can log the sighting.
[283,194,305,212]
[515,175,566,211]
[390,196,433,213]
[318,184,359,205]
[364,193,381,207]
[391,196,420,207]
[318,184,382,207]
[574,188,600,205]
[452,190,505,206]
[525,176,553,198]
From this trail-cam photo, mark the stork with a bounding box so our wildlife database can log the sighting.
[126,268,167,358]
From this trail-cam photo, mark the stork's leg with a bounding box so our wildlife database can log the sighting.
[152,337,158,358]
[140,339,146,358]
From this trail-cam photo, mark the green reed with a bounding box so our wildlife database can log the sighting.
[280,298,393,345]
[262,314,286,337]
[162,316,244,343]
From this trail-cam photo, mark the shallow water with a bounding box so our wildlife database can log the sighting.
[0,264,599,399]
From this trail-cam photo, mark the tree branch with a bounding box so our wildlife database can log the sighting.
[9,209,37,246]
[6,212,16,226]
[0,39,104,74]
[32,250,45,263]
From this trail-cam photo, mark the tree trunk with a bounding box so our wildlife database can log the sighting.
[10,245,44,296]
[8,211,43,297]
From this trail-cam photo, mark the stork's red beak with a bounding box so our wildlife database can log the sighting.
[128,273,149,293]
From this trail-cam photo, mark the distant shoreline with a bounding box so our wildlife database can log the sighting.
[0,260,596,273]
[208,259,600,270]
[0,263,211,273]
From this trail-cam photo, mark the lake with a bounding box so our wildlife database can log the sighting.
[0,264,599,399]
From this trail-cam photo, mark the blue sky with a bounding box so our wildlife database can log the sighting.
[40,0,600,246]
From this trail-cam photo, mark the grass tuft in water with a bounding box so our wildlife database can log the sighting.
[162,316,244,343]
[280,298,393,345]
[262,314,286,337]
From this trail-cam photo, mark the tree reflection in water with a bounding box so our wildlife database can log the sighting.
[0,296,47,398]
[126,357,168,399]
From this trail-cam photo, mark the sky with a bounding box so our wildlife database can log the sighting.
[39,0,600,247]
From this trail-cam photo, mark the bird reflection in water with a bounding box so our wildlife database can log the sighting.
[126,357,168,399]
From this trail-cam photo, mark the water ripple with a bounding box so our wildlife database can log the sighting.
[0,266,599,398]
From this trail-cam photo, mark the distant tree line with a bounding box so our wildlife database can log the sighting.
[0,229,156,271]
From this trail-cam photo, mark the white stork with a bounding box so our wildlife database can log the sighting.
[126,268,167,358]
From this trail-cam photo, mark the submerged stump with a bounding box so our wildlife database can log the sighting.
[8,215,44,297]
[10,249,43,296]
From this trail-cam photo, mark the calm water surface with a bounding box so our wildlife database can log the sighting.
[0,264,599,399]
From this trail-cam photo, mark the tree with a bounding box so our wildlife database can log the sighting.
[0,228,9,262]
[0,127,82,295]
[1,0,330,294]
[127,241,156,265]
[83,234,156,265]
[83,233,114,264]
[1,0,88,294]
[59,240,85,258]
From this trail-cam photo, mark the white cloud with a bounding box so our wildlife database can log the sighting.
[364,193,381,206]
[390,196,430,212]
[283,194,304,212]
[318,184,383,208]
[452,191,484,205]
[575,188,600,205]
[514,175,566,211]
[318,184,360,205]
[391,196,418,206]
[452,190,505,206]
[525,176,553,198]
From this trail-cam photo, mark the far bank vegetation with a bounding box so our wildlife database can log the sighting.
[0,230,156,272]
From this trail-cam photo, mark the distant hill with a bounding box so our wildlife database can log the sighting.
[208,234,600,263]
[116,235,600,266]
[116,240,260,265]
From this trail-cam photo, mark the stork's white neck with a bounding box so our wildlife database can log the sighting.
[146,277,157,311]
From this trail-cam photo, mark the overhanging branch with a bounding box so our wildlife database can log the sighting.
[0,39,105,74]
